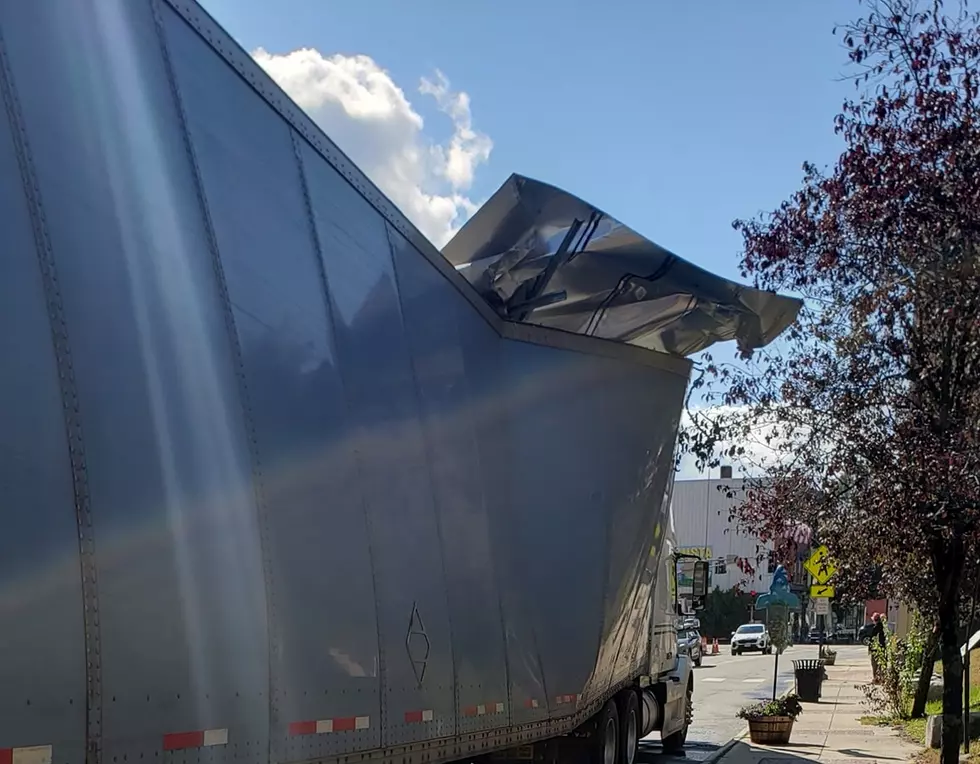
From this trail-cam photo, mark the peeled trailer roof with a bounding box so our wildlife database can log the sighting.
[444,174,801,358]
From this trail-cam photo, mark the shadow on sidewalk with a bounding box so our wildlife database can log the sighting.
[722,740,825,763]
[719,738,901,764]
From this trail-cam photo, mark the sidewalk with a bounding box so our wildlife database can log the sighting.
[716,649,920,763]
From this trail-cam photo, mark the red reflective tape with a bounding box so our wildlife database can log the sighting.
[0,750,12,764]
[332,717,357,732]
[288,721,316,736]
[163,732,204,751]
[463,706,478,717]
[404,710,423,724]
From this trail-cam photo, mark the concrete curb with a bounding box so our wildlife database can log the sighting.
[699,731,746,764]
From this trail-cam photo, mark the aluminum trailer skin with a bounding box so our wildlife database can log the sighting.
[0,4,800,764]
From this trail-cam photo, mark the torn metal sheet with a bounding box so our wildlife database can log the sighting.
[443,174,802,357]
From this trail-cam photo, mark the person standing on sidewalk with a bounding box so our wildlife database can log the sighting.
[869,613,886,681]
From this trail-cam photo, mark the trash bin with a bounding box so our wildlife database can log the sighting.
[793,659,824,702]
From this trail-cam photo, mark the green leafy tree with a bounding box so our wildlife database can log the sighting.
[699,587,751,639]
[680,3,980,761]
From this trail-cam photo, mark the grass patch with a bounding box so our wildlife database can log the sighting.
[914,749,980,764]
[904,716,927,743]
[860,715,892,726]
[863,653,980,746]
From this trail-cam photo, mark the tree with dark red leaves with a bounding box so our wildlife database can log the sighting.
[679,2,980,760]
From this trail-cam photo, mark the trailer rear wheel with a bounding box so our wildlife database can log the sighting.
[590,700,619,764]
[617,690,639,764]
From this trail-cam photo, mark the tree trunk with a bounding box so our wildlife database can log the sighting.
[911,629,939,718]
[940,614,964,764]
[937,539,966,764]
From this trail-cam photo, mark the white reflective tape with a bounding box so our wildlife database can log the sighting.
[315,720,333,733]
[355,716,370,730]
[494,702,504,713]
[477,704,486,716]
[13,747,52,764]
[421,710,433,722]
[202,729,228,747]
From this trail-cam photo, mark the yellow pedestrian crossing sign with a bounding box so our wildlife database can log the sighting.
[804,545,837,585]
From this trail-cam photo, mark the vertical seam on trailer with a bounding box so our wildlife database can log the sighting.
[289,129,388,744]
[593,370,616,699]
[0,22,104,764]
[383,222,460,736]
[451,319,514,725]
[596,378,644,694]
[607,552,649,690]
[632,436,678,676]
[148,1,279,756]
[492,365,551,715]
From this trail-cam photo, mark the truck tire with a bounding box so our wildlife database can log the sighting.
[617,690,640,764]
[661,680,692,754]
[590,700,620,764]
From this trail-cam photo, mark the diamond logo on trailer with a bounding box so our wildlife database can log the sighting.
[406,603,430,687]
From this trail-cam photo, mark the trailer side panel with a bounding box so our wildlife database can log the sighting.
[0,3,690,764]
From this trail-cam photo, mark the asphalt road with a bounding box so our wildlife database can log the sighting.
[638,643,820,762]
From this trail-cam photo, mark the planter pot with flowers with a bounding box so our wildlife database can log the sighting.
[820,646,837,666]
[737,694,804,745]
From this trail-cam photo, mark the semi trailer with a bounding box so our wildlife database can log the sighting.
[0,3,801,764]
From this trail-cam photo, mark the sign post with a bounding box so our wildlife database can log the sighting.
[804,546,837,659]
[753,565,801,701]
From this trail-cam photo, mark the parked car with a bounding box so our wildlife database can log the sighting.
[677,628,703,667]
[731,623,772,655]
[858,622,876,645]
[808,628,826,644]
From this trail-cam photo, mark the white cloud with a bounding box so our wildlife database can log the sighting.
[251,47,492,247]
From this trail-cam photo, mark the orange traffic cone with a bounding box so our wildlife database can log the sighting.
[712,639,719,655]
[701,636,708,652]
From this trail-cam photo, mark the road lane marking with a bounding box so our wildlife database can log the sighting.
[701,677,725,682]
[742,678,764,682]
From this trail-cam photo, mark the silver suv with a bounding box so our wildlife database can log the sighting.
[677,628,703,667]
[730,623,772,655]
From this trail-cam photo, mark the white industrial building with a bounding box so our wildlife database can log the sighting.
[671,475,887,638]
[671,476,777,594]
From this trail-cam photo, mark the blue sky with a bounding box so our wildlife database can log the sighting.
[198,0,859,283]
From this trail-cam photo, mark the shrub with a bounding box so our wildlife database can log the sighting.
[737,694,804,720]
[860,621,929,720]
